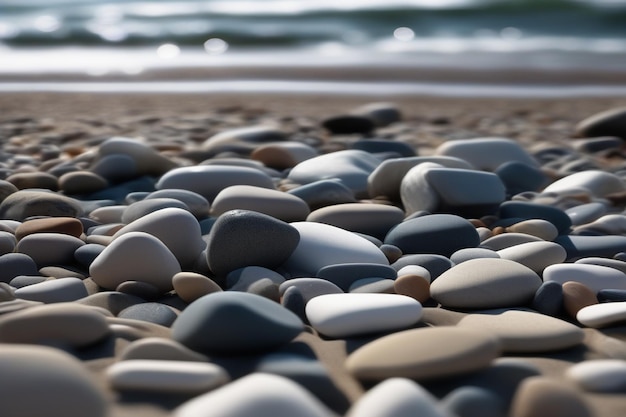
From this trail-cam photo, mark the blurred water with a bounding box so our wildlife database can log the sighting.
[2,0,626,77]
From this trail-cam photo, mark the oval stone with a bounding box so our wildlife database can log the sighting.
[576,302,626,328]
[346,326,501,381]
[0,190,83,221]
[306,293,422,338]
[15,217,83,241]
[431,258,542,309]
[496,241,567,273]
[14,277,88,303]
[509,377,593,417]
[16,232,85,267]
[566,359,626,392]
[173,272,222,304]
[171,291,303,354]
[543,263,626,293]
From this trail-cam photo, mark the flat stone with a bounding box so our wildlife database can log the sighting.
[350,102,402,127]
[495,160,549,196]
[346,378,452,417]
[201,125,287,154]
[322,114,375,134]
[441,386,506,417]
[121,198,189,224]
[566,359,626,392]
[457,308,584,352]
[15,217,83,240]
[431,258,542,309]
[450,247,500,264]
[282,222,388,277]
[306,293,422,338]
[279,278,343,302]
[251,142,318,170]
[384,214,479,257]
[90,231,181,292]
[509,377,593,417]
[543,263,626,292]
[574,213,626,235]
[575,106,626,138]
[15,232,85,267]
[145,189,211,219]
[226,266,285,292]
[543,170,626,198]
[211,185,310,222]
[556,234,626,260]
[0,190,83,221]
[307,203,404,241]
[11,275,49,288]
[113,207,206,268]
[0,303,109,348]
[349,277,395,293]
[480,233,544,250]
[287,150,381,198]
[598,288,626,302]
[391,254,454,280]
[401,166,506,217]
[156,165,275,203]
[90,153,138,182]
[89,205,126,224]
[576,257,626,274]
[499,201,572,235]
[120,337,209,362]
[107,359,229,394]
[59,171,108,195]
[116,280,162,300]
[206,210,300,278]
[368,156,474,201]
[352,139,416,157]
[287,179,357,210]
[496,241,567,273]
[0,345,108,417]
[174,373,333,417]
[346,326,500,381]
[577,302,626,328]
[6,172,58,191]
[566,202,608,226]
[316,263,396,292]
[173,272,222,303]
[435,137,538,171]
[171,291,303,354]
[531,281,564,317]
[118,302,179,327]
[14,277,88,303]
[96,136,178,176]
[505,219,559,241]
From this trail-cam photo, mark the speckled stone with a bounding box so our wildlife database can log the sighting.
[431,258,542,309]
[0,190,83,221]
[0,345,108,417]
[509,377,593,417]
[385,214,479,257]
[457,308,584,352]
[171,291,303,354]
[346,326,500,381]
[206,210,300,278]
[211,185,310,222]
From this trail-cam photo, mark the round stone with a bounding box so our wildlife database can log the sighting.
[441,386,506,417]
[346,326,501,381]
[287,179,357,210]
[506,219,559,241]
[498,201,572,235]
[6,172,59,191]
[96,136,178,176]
[543,170,626,198]
[531,281,564,317]
[0,253,39,283]
[431,258,542,309]
[171,291,303,354]
[305,293,422,338]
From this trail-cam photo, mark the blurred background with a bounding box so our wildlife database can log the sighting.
[2,0,626,89]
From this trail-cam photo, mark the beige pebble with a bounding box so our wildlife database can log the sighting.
[394,274,431,303]
[173,272,222,303]
[509,377,593,417]
[562,281,598,318]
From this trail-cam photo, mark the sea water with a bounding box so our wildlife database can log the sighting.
[2,0,626,94]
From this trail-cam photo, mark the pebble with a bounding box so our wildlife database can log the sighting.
[211,185,310,222]
[14,277,88,303]
[118,302,179,327]
[306,293,422,338]
[173,272,222,303]
[307,203,404,241]
[480,232,543,250]
[90,153,138,182]
[430,258,542,309]
[562,281,598,317]
[505,218,559,241]
[499,201,572,234]
[346,327,501,381]
[76,291,146,316]
[0,189,83,221]
[496,241,567,273]
[0,253,38,284]
[352,138,416,157]
[6,172,59,190]
[556,234,626,259]
[250,141,318,169]
[597,288,626,302]
[0,230,16,254]
[575,106,626,138]
[116,280,162,300]
[206,210,300,278]
[171,291,303,354]
[565,202,608,226]
[509,377,593,417]
[316,262,396,291]
[0,303,109,348]
[113,207,206,268]
[145,189,211,219]
[457,308,584,352]
[201,125,287,154]
[89,205,126,223]
[121,198,189,224]
[566,359,626,392]
[577,301,626,328]
[174,373,333,417]
[531,281,564,316]
[0,345,108,417]
[287,179,357,210]
[543,263,626,292]
[283,222,388,277]
[74,243,106,269]
[394,274,431,303]
[450,247,500,264]
[543,169,626,198]
[379,243,403,263]
[350,102,402,127]
[495,160,549,195]
[384,214,479,257]
[441,386,506,417]
[287,150,381,198]
[15,216,83,240]
[346,378,452,417]
[120,337,210,362]
[322,114,375,134]
[90,231,181,292]
[15,232,85,267]
[392,254,454,280]
[107,359,229,394]
[435,137,539,171]
[58,171,108,195]
[226,265,285,291]
[155,165,275,203]
[349,277,395,293]
[96,136,178,176]
[279,278,343,301]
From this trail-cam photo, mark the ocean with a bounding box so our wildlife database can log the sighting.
[3,0,626,95]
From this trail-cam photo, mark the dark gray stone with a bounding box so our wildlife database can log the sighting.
[450,247,500,265]
[496,161,549,196]
[287,179,357,211]
[121,198,189,224]
[74,244,106,269]
[391,254,454,280]
[597,289,626,303]
[279,278,343,301]
[499,201,572,235]
[90,153,138,183]
[555,235,626,260]
[0,253,39,283]
[10,275,48,289]
[171,292,303,355]
[316,263,396,292]
[352,139,416,157]
[0,190,83,221]
[118,302,179,327]
[385,214,480,257]
[566,202,608,226]
[442,386,506,417]
[14,277,88,304]
[575,107,626,139]
[531,281,563,317]
[322,115,375,134]
[281,286,308,323]
[206,210,300,278]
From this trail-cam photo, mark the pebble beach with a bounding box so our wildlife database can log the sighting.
[1,90,626,417]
